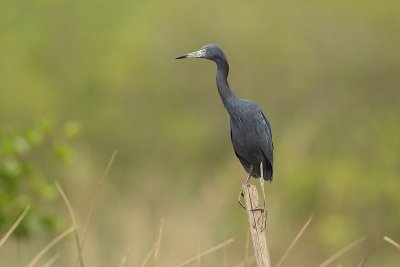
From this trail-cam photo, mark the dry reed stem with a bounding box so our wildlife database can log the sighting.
[139,242,156,267]
[196,242,201,266]
[27,227,74,267]
[55,182,79,227]
[75,151,116,267]
[0,205,30,249]
[276,215,313,267]
[383,236,400,251]
[153,219,164,267]
[223,244,228,267]
[175,238,234,267]
[55,181,85,267]
[234,256,255,267]
[118,250,130,267]
[42,254,60,267]
[357,239,383,267]
[318,236,366,267]
[357,236,400,267]
[139,221,164,267]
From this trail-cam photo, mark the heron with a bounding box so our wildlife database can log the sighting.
[176,44,274,217]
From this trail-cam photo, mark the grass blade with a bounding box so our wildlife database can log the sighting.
[153,219,164,267]
[118,250,130,267]
[175,238,234,267]
[318,236,366,267]
[27,227,74,267]
[0,205,30,249]
[358,236,400,267]
[234,257,255,267]
[55,181,84,267]
[139,242,156,267]
[276,214,313,267]
[42,254,60,267]
[75,151,116,267]
[383,236,400,251]
[357,239,383,267]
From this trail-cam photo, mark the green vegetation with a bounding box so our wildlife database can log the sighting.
[0,121,79,238]
[0,0,399,266]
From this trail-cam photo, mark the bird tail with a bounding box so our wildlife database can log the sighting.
[249,161,273,182]
[262,160,273,182]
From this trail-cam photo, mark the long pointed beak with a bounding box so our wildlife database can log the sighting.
[175,49,205,59]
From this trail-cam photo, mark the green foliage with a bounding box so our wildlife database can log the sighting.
[0,120,80,238]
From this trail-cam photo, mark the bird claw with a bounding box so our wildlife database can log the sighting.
[250,207,265,212]
[250,208,268,231]
[238,190,246,209]
[239,188,268,232]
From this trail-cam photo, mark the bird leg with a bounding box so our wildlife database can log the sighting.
[259,177,267,230]
[238,167,253,209]
[247,163,267,231]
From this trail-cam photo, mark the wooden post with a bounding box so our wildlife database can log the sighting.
[242,184,271,267]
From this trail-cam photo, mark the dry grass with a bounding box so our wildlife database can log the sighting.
[318,236,367,267]
[76,150,117,267]
[154,219,164,266]
[26,227,74,267]
[1,206,399,267]
[275,215,313,267]
[55,181,84,267]
[2,204,394,267]
[139,242,157,267]
[384,236,400,251]
[3,209,397,267]
[42,254,61,267]
[357,236,400,267]
[137,219,164,267]
[118,250,130,267]
[0,205,30,249]
[174,238,234,267]
[1,153,399,266]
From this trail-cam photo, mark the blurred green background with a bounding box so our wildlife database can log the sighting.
[1,0,400,266]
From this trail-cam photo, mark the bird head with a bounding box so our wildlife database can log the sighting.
[176,44,226,61]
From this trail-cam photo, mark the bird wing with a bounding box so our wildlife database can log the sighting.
[230,128,252,174]
[257,108,274,179]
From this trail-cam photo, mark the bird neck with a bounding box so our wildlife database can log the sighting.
[215,58,236,110]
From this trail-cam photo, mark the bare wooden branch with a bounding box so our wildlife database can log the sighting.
[242,184,271,267]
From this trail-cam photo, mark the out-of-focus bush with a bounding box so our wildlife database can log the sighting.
[0,120,79,238]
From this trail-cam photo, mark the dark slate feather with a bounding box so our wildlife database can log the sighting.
[176,44,274,182]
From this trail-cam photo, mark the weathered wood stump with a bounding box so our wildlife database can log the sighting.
[242,184,271,267]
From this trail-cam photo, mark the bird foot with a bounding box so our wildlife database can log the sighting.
[250,208,268,232]
[250,207,265,212]
[238,190,246,209]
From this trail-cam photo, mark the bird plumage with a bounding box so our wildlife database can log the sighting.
[176,44,274,181]
[229,99,273,181]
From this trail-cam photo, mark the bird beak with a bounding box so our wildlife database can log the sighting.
[175,48,206,59]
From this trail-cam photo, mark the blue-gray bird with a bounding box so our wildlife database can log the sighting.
[176,44,274,210]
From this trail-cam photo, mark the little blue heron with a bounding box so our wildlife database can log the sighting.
[176,44,274,212]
